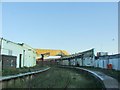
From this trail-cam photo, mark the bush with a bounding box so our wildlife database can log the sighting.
[2,68,20,76]
[2,65,47,76]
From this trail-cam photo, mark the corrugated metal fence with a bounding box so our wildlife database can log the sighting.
[94,55,120,70]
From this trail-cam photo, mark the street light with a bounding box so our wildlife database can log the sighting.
[112,38,115,55]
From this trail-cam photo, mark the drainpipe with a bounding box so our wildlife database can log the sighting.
[0,38,3,61]
[0,38,3,77]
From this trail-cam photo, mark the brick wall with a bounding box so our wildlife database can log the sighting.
[2,55,17,69]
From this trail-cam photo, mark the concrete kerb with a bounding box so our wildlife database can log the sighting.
[75,67,119,90]
[59,66,119,90]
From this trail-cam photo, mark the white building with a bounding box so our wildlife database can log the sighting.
[0,38,36,68]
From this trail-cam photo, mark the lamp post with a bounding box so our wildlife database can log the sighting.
[112,38,115,55]
[0,38,2,61]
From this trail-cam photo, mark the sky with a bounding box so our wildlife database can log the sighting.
[2,2,118,54]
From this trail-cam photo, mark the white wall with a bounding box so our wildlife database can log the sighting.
[62,60,69,65]
[76,58,82,66]
[83,57,93,66]
[94,60,99,67]
[70,59,76,66]
[109,58,119,70]
[22,44,36,67]
[98,60,104,68]
[100,60,108,69]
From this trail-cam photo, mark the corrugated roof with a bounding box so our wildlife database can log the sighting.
[99,54,120,59]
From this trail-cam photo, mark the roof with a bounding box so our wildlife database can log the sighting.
[1,37,36,52]
[0,37,19,46]
[99,54,120,59]
[19,43,35,51]
[44,56,61,60]
[35,49,69,56]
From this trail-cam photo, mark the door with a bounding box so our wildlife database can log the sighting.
[19,54,22,68]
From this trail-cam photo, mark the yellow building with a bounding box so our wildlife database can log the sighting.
[35,49,69,56]
[35,49,69,60]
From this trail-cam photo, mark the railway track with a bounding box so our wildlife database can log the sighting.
[1,66,104,88]
[64,77,71,89]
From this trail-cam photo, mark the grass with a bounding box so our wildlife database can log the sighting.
[5,66,103,89]
[2,64,48,76]
[80,66,120,83]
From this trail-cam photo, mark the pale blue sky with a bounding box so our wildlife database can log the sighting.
[2,2,118,54]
